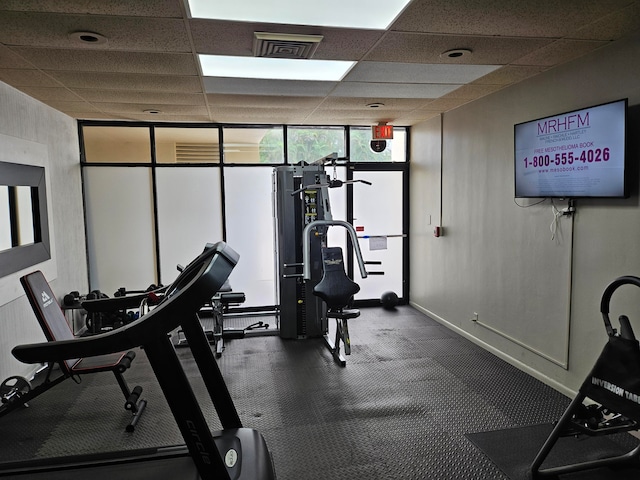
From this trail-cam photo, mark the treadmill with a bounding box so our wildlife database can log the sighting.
[0,242,276,480]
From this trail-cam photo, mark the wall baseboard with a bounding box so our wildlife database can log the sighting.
[410,301,576,399]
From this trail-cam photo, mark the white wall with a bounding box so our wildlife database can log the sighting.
[0,82,86,380]
[410,31,640,396]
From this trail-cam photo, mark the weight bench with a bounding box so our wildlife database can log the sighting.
[176,280,267,357]
[313,246,360,366]
[0,270,146,432]
[210,284,247,356]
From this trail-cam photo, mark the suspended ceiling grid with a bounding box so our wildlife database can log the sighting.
[0,0,638,126]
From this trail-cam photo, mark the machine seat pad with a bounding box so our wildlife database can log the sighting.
[326,309,360,320]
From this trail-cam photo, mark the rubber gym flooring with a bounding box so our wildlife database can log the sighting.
[0,305,638,479]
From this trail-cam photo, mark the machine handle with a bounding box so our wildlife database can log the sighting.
[599,275,640,337]
[303,220,368,280]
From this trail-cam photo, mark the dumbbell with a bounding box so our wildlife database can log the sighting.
[63,290,82,307]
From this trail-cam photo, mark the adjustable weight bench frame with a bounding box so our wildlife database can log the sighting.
[0,271,146,432]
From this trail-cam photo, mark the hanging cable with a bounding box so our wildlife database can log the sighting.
[550,201,563,241]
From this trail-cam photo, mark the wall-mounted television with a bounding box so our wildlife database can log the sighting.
[514,99,628,198]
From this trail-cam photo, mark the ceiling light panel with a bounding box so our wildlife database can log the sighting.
[187,0,411,29]
[199,54,355,81]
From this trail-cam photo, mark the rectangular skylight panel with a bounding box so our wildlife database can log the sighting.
[188,0,412,29]
[199,55,355,81]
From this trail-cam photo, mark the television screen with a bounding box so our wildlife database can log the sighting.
[514,99,627,198]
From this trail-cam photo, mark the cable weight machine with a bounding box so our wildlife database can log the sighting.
[273,154,372,362]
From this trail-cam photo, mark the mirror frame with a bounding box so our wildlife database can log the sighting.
[0,162,50,277]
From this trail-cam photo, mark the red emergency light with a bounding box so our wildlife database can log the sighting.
[371,124,393,140]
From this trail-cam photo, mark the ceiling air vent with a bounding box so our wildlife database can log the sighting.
[253,32,323,59]
[175,143,220,163]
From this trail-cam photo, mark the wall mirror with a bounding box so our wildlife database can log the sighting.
[0,162,50,277]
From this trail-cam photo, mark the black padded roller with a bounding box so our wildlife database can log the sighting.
[125,385,143,411]
[117,350,137,372]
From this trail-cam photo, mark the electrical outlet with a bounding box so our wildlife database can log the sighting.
[472,312,478,322]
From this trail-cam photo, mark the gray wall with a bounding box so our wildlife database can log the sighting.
[410,32,640,396]
[0,82,86,381]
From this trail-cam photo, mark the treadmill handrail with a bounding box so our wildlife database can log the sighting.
[13,242,239,364]
[302,219,368,280]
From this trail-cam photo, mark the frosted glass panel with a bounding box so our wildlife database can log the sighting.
[352,171,403,299]
[224,167,276,307]
[83,167,156,295]
[156,167,223,286]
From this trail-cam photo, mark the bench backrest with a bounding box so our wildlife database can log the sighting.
[20,271,77,372]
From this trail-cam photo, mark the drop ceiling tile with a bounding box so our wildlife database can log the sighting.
[392,111,441,124]
[303,110,403,126]
[0,45,34,69]
[441,84,504,99]
[204,77,337,96]
[190,19,383,61]
[120,113,212,122]
[318,96,425,110]
[569,3,640,41]
[10,48,199,75]
[19,86,83,102]
[0,12,191,52]
[207,94,325,109]
[391,0,634,39]
[470,65,550,85]
[0,69,61,87]
[70,90,206,105]
[366,33,553,65]
[512,39,609,66]
[0,0,183,17]
[332,81,459,98]
[344,61,500,84]
[305,106,411,121]
[95,103,209,115]
[48,72,203,93]
[74,113,126,120]
[43,101,102,113]
[419,97,475,111]
[209,106,309,124]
